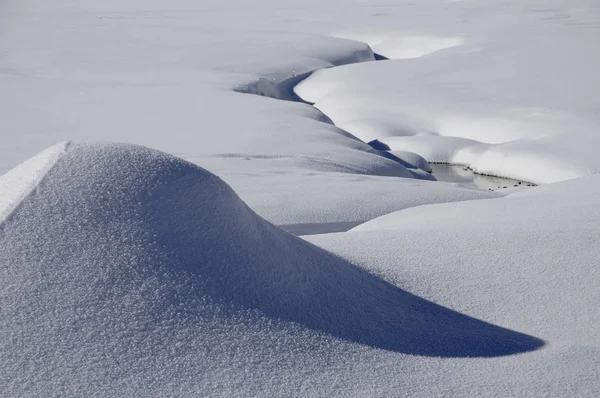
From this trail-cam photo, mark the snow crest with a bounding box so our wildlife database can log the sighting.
[0,142,542,395]
[0,142,67,223]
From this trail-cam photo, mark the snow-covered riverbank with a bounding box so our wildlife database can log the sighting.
[2,0,600,396]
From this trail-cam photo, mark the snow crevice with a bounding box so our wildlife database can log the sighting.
[234,35,535,190]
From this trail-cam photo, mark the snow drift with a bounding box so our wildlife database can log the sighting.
[0,142,542,395]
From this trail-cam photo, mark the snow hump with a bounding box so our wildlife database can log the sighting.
[0,142,543,394]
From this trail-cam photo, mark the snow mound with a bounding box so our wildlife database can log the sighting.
[0,142,542,395]
[389,150,432,173]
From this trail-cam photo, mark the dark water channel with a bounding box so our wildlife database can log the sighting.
[430,164,535,191]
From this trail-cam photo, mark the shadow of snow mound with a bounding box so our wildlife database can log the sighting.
[1,142,543,372]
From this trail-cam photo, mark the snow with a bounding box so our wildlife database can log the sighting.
[0,142,66,223]
[293,1,600,184]
[0,142,541,396]
[389,150,432,173]
[306,174,600,395]
[230,171,496,226]
[2,0,600,395]
[332,33,465,60]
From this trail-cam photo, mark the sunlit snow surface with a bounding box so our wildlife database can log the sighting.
[2,0,600,396]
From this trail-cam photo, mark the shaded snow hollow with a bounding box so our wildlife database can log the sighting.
[0,142,542,395]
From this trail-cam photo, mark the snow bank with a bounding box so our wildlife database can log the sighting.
[333,32,464,60]
[388,150,432,173]
[234,38,375,101]
[3,0,600,395]
[233,171,497,225]
[0,142,542,395]
[293,7,600,184]
[306,173,600,395]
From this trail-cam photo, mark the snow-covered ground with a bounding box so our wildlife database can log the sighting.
[294,1,600,184]
[2,0,600,396]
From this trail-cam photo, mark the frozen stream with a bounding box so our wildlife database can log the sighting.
[430,164,535,192]
[280,166,534,236]
[261,51,536,236]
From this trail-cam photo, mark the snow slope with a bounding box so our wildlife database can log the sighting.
[2,0,506,227]
[2,0,600,396]
[0,142,542,396]
[294,0,600,184]
[306,175,600,395]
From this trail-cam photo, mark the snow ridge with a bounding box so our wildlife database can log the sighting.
[0,141,68,224]
[0,142,543,395]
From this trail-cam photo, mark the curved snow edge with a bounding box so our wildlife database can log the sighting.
[234,41,376,101]
[0,141,69,225]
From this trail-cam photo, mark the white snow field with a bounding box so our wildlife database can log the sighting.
[1,0,600,396]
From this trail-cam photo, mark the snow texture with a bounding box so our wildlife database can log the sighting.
[0,142,542,396]
[0,143,66,222]
[307,174,600,395]
[2,0,600,396]
[293,1,600,184]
